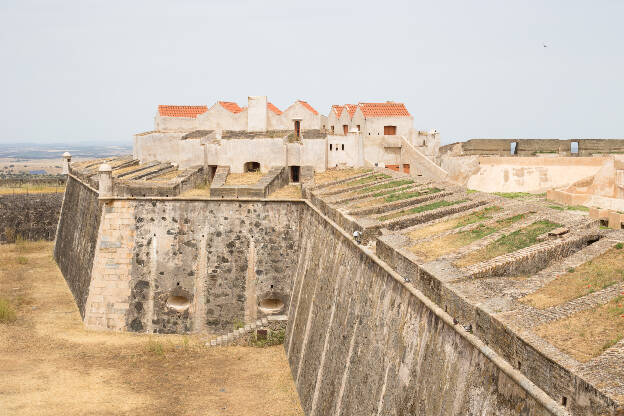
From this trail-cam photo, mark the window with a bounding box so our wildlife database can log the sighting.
[341,144,344,151]
[343,125,348,135]
[384,126,397,135]
[329,144,333,150]
[244,162,260,172]
[331,126,334,134]
[294,120,301,138]
[357,125,360,131]
[571,141,579,154]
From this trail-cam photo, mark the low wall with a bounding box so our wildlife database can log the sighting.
[441,138,624,157]
[0,192,63,243]
[211,167,290,199]
[445,156,610,193]
[285,204,567,416]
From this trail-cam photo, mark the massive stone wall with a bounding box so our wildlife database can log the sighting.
[285,205,563,416]
[0,192,63,242]
[53,176,102,317]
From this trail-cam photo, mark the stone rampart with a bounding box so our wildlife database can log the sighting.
[285,203,567,416]
[53,176,102,317]
[441,138,624,157]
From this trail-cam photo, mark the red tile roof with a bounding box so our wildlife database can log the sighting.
[158,105,208,118]
[331,105,344,118]
[345,104,357,117]
[298,100,318,115]
[218,101,244,114]
[267,102,282,115]
[358,102,411,118]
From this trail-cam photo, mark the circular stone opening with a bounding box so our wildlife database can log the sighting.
[259,298,284,315]
[166,295,190,312]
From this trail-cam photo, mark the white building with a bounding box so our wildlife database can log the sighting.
[134,96,441,177]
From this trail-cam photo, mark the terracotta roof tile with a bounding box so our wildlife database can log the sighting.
[158,105,208,118]
[345,104,357,117]
[298,100,318,115]
[358,102,411,118]
[219,101,244,114]
[267,102,282,115]
[331,105,344,117]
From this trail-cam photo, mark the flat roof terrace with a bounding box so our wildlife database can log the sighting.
[305,168,624,414]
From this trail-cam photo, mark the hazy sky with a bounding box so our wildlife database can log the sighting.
[0,0,622,145]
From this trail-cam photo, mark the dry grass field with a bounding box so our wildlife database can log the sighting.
[0,241,303,416]
[269,185,302,199]
[0,184,65,195]
[225,172,263,185]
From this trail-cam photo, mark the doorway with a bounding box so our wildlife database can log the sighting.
[290,166,300,183]
[244,162,260,172]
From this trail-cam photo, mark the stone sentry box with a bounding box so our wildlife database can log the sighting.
[56,172,304,334]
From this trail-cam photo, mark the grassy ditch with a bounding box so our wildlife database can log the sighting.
[454,220,560,267]
[409,213,528,262]
[378,199,467,222]
[341,173,391,187]
[548,204,589,212]
[522,245,624,309]
[534,295,624,362]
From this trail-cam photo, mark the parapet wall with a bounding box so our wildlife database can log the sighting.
[285,204,564,416]
[442,138,624,157]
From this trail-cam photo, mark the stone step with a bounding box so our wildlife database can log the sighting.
[206,315,287,347]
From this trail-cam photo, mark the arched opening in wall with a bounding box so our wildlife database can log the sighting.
[166,295,190,312]
[571,141,579,155]
[244,161,260,172]
[290,166,300,183]
[259,298,284,315]
[510,142,518,156]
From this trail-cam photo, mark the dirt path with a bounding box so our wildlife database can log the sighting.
[0,242,303,416]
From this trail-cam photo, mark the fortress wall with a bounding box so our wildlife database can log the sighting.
[53,176,102,317]
[116,199,303,334]
[0,192,63,242]
[441,139,624,157]
[286,204,565,416]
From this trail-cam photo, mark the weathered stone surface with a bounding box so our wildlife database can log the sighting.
[0,192,63,242]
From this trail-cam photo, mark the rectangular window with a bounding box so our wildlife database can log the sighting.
[329,144,333,150]
[384,126,397,135]
[357,125,361,131]
[341,144,345,150]
[343,125,348,135]
[331,126,334,134]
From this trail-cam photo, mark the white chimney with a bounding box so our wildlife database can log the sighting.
[247,96,268,132]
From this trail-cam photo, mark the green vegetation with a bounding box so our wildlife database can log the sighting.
[522,247,624,309]
[494,192,545,199]
[384,187,442,203]
[378,199,467,222]
[466,189,478,194]
[548,204,590,212]
[408,213,528,261]
[146,339,165,356]
[615,242,623,250]
[343,174,391,187]
[371,185,414,198]
[233,318,245,330]
[453,206,502,229]
[455,220,560,267]
[357,179,413,194]
[0,298,16,323]
[249,328,286,347]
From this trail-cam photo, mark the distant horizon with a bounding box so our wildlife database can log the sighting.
[1,1,622,146]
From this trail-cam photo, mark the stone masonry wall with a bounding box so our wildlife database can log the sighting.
[125,200,303,334]
[53,176,102,317]
[0,192,63,242]
[285,204,563,416]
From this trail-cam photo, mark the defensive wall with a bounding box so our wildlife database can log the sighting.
[0,192,63,243]
[52,166,616,415]
[441,139,624,157]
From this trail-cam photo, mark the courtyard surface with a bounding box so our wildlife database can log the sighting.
[0,241,303,416]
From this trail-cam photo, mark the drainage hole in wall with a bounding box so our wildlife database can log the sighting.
[259,298,284,315]
[270,284,273,289]
[561,397,567,407]
[176,282,180,286]
[166,295,190,312]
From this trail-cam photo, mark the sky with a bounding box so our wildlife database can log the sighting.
[0,0,622,145]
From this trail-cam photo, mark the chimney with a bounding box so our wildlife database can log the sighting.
[247,96,268,132]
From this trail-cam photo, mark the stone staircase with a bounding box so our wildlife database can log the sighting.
[207,315,287,347]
